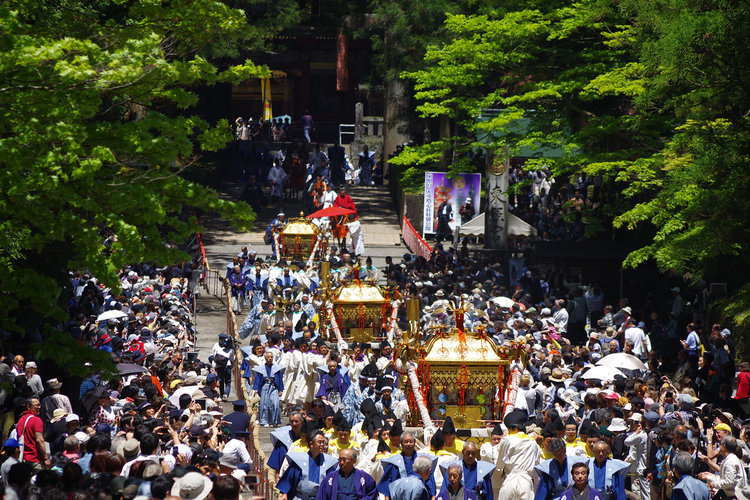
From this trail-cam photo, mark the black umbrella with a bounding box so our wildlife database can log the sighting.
[117,363,148,376]
[80,385,108,413]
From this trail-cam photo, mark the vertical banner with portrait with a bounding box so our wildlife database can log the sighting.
[423,172,481,235]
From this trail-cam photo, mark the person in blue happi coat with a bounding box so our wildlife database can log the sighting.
[277,266,298,289]
[277,429,337,500]
[439,441,494,500]
[586,440,629,500]
[378,431,437,498]
[315,448,378,500]
[342,362,377,426]
[435,463,476,500]
[266,212,286,253]
[245,266,268,309]
[252,350,284,427]
[238,297,268,340]
[388,455,434,500]
[535,438,588,500]
[559,462,604,500]
[268,411,304,479]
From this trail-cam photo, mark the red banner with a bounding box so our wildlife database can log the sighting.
[336,29,349,92]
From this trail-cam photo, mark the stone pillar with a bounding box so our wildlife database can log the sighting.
[485,147,509,251]
[354,102,364,142]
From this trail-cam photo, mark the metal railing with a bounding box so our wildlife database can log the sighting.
[339,123,355,145]
[196,232,274,499]
[201,266,226,304]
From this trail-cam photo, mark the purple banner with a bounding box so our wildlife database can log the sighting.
[423,172,481,235]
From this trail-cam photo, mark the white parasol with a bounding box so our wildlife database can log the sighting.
[97,310,128,322]
[581,364,626,381]
[490,296,515,308]
[596,352,648,371]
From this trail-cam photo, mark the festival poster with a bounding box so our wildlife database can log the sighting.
[423,172,481,235]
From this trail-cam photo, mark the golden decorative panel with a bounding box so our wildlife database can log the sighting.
[282,218,319,236]
[424,334,503,365]
[334,283,386,304]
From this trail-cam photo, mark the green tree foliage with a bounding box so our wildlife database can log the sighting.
[615,0,750,347]
[366,0,462,81]
[396,1,654,214]
[399,0,750,342]
[0,0,296,374]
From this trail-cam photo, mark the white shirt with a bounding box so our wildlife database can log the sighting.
[624,327,648,357]
[553,308,569,333]
[220,438,252,468]
[513,387,529,412]
[496,433,540,475]
[210,343,235,368]
[321,190,337,209]
[121,454,176,477]
[624,429,648,474]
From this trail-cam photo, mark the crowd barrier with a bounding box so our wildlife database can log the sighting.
[196,232,273,499]
[402,216,433,260]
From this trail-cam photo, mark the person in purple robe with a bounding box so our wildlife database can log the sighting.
[315,448,378,500]
[229,265,247,314]
[315,360,350,411]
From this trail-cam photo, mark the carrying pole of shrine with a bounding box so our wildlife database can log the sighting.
[407,297,420,340]
[320,261,331,339]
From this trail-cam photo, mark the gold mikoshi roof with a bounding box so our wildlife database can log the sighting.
[282,217,319,236]
[334,282,386,304]
[424,332,504,364]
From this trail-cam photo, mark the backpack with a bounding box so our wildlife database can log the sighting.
[214,353,229,369]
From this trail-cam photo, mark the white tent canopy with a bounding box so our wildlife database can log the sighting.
[459,212,537,238]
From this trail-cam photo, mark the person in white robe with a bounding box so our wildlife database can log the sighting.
[267,162,288,200]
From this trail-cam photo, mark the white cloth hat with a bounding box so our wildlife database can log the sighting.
[608,418,627,432]
[171,472,213,500]
[74,431,90,444]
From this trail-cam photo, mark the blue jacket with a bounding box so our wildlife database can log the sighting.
[315,468,378,500]
[436,487,477,500]
[388,475,431,500]
[267,426,298,470]
[559,486,604,500]
[277,451,338,500]
[378,453,437,497]
[671,475,711,500]
[535,457,588,500]
[586,458,629,500]
[251,363,285,392]
[439,460,494,500]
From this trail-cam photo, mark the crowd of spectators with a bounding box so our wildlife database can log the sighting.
[508,166,604,242]
[0,259,267,499]
[205,240,743,500]
[0,217,741,500]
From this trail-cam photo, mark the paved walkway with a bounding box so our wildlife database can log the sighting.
[195,180,405,458]
[200,182,403,270]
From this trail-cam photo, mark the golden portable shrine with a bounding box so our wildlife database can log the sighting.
[329,280,395,342]
[278,214,326,262]
[396,299,528,428]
